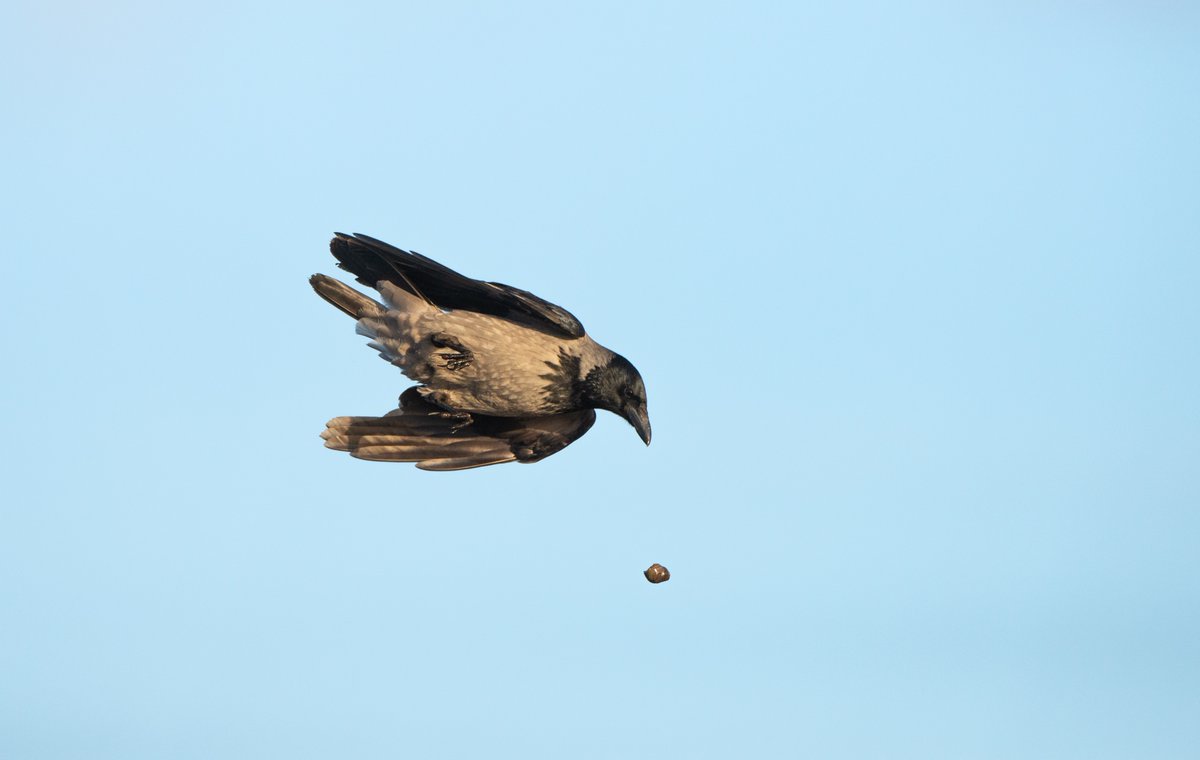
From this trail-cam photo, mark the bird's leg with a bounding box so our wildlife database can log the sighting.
[416,387,475,432]
[430,332,473,371]
[441,411,474,432]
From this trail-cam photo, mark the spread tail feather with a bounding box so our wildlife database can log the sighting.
[309,273,385,319]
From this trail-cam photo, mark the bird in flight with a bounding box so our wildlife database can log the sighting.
[311,233,651,470]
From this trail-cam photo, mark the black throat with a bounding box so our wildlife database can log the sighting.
[579,355,636,412]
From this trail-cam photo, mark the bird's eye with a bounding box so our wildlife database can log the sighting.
[622,387,638,401]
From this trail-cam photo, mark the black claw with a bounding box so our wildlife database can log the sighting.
[427,409,472,432]
[431,332,473,370]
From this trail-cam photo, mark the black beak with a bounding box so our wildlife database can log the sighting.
[622,404,652,445]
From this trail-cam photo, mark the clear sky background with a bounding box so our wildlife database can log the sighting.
[2,2,1198,758]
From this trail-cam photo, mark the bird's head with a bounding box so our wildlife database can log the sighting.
[581,354,651,445]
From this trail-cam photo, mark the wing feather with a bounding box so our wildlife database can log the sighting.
[320,386,596,470]
[328,232,586,339]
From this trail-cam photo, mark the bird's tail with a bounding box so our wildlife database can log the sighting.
[309,274,386,319]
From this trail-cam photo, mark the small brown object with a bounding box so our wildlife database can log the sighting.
[644,563,670,584]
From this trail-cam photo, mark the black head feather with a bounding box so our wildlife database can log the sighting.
[581,354,651,444]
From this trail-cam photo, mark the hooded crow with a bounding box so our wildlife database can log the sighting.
[311,233,651,470]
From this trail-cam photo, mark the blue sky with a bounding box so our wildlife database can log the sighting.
[2,2,1198,758]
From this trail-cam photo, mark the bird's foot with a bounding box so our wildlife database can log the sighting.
[431,332,473,371]
[429,410,473,432]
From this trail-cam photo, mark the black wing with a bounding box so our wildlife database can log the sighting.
[329,233,586,339]
[320,387,596,471]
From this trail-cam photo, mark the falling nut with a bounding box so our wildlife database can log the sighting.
[644,563,670,584]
